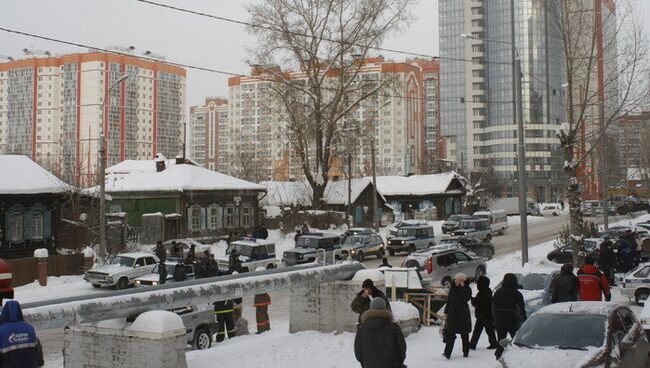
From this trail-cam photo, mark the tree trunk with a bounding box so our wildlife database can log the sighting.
[312,183,325,210]
[567,174,584,266]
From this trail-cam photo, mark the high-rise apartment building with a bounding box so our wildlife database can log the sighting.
[0,50,186,186]
[410,59,442,170]
[221,58,434,182]
[618,111,650,174]
[439,0,567,201]
[189,98,227,171]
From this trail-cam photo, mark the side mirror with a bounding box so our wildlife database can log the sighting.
[499,338,511,348]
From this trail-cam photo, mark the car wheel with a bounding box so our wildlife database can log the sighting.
[193,328,212,350]
[409,245,416,253]
[266,263,276,269]
[91,284,101,289]
[334,254,341,261]
[388,250,395,256]
[376,249,385,259]
[356,251,365,262]
[116,277,129,290]
[441,276,452,289]
[635,289,650,306]
[475,266,486,280]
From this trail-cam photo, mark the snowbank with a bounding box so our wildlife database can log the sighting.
[126,310,184,333]
[34,248,49,258]
[81,247,95,258]
[351,269,385,283]
[390,301,420,321]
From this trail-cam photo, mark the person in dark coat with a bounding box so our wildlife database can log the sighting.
[229,251,243,273]
[618,236,636,273]
[185,244,196,264]
[0,300,41,368]
[158,260,168,285]
[443,273,472,359]
[354,298,406,368]
[598,238,615,284]
[154,240,166,262]
[294,229,302,243]
[469,275,497,350]
[380,258,393,268]
[170,242,183,258]
[493,273,526,360]
[213,299,236,342]
[351,279,391,324]
[551,263,580,303]
[173,263,187,282]
[202,254,219,277]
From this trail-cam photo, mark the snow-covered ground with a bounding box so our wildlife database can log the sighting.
[507,215,549,226]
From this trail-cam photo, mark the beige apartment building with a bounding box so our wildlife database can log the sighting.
[0,51,186,186]
[189,98,227,171]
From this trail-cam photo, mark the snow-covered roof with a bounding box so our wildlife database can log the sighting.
[371,172,466,197]
[104,158,266,193]
[627,167,648,181]
[0,155,70,194]
[261,178,382,207]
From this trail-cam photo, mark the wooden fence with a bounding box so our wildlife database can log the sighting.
[7,253,86,287]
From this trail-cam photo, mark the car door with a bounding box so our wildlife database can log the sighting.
[453,251,475,276]
[133,257,148,278]
[617,308,649,366]
[435,253,457,280]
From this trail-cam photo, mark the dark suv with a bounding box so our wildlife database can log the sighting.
[282,233,342,266]
[341,234,385,261]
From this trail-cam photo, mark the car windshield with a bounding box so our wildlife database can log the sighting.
[296,237,320,249]
[514,313,606,349]
[110,256,135,267]
[458,221,477,230]
[344,236,366,245]
[447,215,465,222]
[397,228,417,237]
[227,243,254,257]
[440,238,458,244]
[518,274,549,290]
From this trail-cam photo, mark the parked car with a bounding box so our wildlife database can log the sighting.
[439,235,495,259]
[341,227,375,242]
[128,305,218,350]
[217,237,278,272]
[540,203,562,216]
[84,252,160,289]
[401,247,487,287]
[639,296,650,340]
[498,302,649,368]
[546,238,603,264]
[451,219,493,242]
[388,220,428,238]
[620,262,650,305]
[340,233,385,261]
[473,209,508,234]
[494,272,557,316]
[134,261,195,287]
[282,233,342,266]
[387,225,435,255]
[491,197,540,216]
[441,214,472,234]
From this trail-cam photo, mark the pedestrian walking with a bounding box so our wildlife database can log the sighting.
[154,240,166,262]
[158,260,168,285]
[354,298,407,368]
[380,257,393,268]
[577,257,611,302]
[493,273,526,360]
[469,275,497,350]
[0,300,42,368]
[551,263,579,303]
[185,244,196,264]
[254,293,272,334]
[213,300,236,342]
[351,279,391,324]
[442,273,472,359]
[599,238,615,285]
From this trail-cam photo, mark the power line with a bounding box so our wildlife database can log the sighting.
[0,27,515,104]
[132,0,510,66]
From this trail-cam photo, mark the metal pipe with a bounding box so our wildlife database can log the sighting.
[22,262,365,330]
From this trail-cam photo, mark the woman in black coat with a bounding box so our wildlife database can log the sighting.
[493,273,527,360]
[469,275,497,350]
[443,273,472,359]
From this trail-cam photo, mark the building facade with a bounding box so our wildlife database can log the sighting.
[189,98,227,170]
[439,0,567,201]
[618,111,650,175]
[0,51,186,186]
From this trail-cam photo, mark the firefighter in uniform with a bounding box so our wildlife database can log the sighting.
[254,293,272,334]
[213,299,236,342]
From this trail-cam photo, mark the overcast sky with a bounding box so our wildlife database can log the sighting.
[1,0,648,108]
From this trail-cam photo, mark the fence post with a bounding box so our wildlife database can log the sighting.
[34,249,49,287]
[82,247,95,271]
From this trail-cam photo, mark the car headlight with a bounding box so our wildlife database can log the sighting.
[351,250,356,254]
[402,241,405,244]
[105,276,113,282]
[135,280,141,287]
[152,281,158,286]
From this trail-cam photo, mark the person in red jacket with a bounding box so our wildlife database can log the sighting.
[577,257,611,302]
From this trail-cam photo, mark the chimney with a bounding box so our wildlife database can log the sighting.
[156,160,166,172]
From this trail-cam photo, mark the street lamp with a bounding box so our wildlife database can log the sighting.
[99,74,129,259]
[460,32,529,265]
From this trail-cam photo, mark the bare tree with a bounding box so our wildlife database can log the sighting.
[550,0,649,264]
[247,0,414,205]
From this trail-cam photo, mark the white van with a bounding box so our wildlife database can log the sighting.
[473,209,508,235]
[540,203,562,216]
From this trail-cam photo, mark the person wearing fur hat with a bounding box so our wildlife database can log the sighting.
[354,298,407,368]
[442,273,472,359]
[351,279,391,324]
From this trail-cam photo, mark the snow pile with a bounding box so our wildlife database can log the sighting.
[33,248,49,258]
[351,269,385,283]
[82,247,95,258]
[95,318,127,329]
[14,275,103,304]
[390,301,420,322]
[0,155,70,194]
[126,310,184,333]
[264,205,282,218]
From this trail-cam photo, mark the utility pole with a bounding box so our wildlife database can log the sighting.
[348,152,352,221]
[371,135,378,231]
[98,132,107,259]
[600,89,609,229]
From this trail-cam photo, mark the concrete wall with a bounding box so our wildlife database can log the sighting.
[63,323,187,368]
